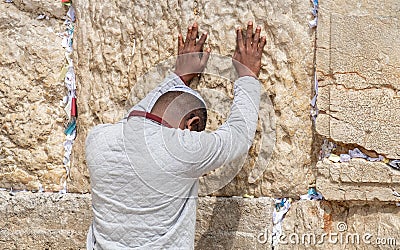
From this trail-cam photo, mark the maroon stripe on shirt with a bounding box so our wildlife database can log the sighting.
[128,110,173,128]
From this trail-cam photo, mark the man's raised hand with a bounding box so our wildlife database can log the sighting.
[174,22,211,85]
[233,21,266,78]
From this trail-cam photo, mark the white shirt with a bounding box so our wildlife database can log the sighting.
[86,73,261,249]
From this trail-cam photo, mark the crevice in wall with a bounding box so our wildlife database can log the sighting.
[310,0,400,201]
[309,0,320,190]
[317,72,400,92]
[331,71,367,81]
[324,139,385,160]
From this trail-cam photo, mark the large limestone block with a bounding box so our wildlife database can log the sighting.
[73,0,315,196]
[316,159,400,202]
[277,200,400,249]
[315,1,400,158]
[0,191,92,249]
[0,2,68,191]
[315,0,400,202]
[195,196,274,249]
[316,85,400,159]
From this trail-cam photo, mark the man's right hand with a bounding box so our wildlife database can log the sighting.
[174,22,211,85]
[232,21,266,78]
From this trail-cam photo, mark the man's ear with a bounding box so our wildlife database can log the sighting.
[186,116,201,131]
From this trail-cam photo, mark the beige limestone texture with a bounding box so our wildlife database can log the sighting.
[0,191,91,249]
[195,196,274,249]
[11,0,68,19]
[73,0,315,196]
[0,2,68,192]
[317,158,400,202]
[278,200,400,250]
[315,1,400,158]
[314,0,400,202]
[1,192,399,249]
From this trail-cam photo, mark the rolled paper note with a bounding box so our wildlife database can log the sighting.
[71,97,77,117]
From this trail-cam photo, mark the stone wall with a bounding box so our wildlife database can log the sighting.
[1,192,399,249]
[1,0,316,197]
[71,0,315,196]
[0,191,91,249]
[1,0,400,249]
[315,0,400,202]
[0,1,68,192]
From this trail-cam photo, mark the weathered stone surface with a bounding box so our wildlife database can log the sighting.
[278,200,400,249]
[315,0,400,202]
[0,2,68,192]
[315,1,400,159]
[0,191,92,249]
[195,196,274,249]
[1,192,399,249]
[316,86,400,160]
[316,159,400,202]
[11,0,68,19]
[73,0,315,196]
[0,191,275,249]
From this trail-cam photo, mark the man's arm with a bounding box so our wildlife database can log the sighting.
[166,21,267,177]
[164,75,260,178]
[193,75,261,175]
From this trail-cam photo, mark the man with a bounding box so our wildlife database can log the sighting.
[86,21,266,249]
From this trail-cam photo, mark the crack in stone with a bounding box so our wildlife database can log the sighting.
[316,70,367,82]
[332,71,367,81]
[316,71,399,92]
[319,135,392,163]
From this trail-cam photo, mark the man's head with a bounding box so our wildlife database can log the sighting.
[150,90,207,132]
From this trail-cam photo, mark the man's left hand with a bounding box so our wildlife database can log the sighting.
[174,22,211,85]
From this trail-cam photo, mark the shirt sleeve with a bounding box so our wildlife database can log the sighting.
[164,76,261,178]
[125,73,186,116]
